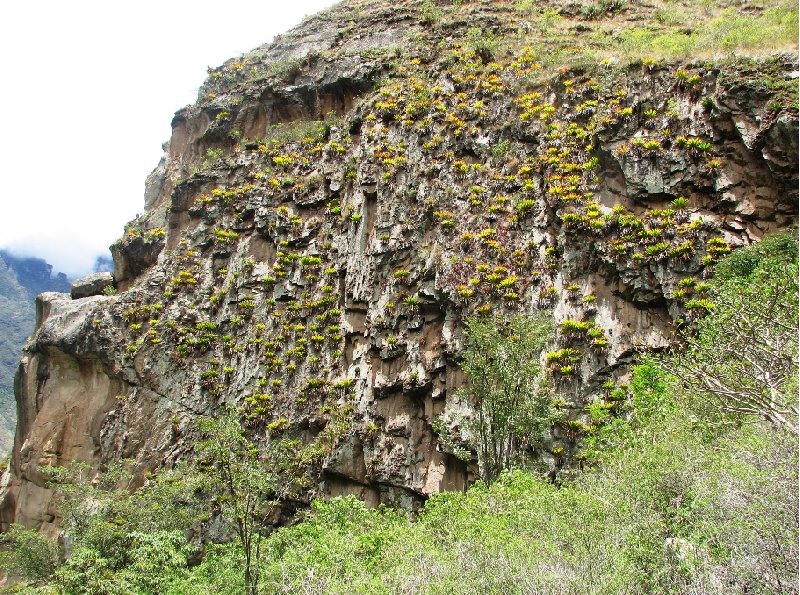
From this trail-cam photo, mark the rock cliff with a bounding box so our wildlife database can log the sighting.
[2,0,797,532]
[0,254,72,456]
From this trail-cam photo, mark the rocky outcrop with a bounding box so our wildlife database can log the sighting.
[70,273,114,300]
[1,294,129,533]
[0,256,72,456]
[2,0,797,531]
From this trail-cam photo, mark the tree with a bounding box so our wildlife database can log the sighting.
[661,232,798,434]
[3,407,349,594]
[5,461,207,594]
[196,405,351,595]
[196,411,280,595]
[457,313,555,484]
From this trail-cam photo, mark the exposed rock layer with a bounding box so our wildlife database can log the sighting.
[2,0,797,531]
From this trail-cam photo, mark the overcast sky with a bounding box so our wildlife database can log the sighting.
[0,0,336,277]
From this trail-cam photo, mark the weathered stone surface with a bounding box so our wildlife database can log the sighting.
[70,272,114,299]
[1,1,797,531]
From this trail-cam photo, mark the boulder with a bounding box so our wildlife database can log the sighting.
[70,272,114,299]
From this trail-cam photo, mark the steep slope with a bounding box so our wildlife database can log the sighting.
[2,0,797,531]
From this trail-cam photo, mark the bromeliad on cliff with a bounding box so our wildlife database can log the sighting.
[2,0,797,531]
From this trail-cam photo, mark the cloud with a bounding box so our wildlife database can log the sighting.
[1,233,111,279]
[0,0,336,281]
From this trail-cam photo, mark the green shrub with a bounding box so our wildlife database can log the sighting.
[0,524,61,585]
[464,27,498,62]
[712,230,797,281]
[455,313,555,484]
[662,230,798,433]
[420,0,442,25]
[619,3,798,62]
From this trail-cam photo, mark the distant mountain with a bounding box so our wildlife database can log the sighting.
[0,250,71,299]
[93,254,114,273]
[0,252,72,453]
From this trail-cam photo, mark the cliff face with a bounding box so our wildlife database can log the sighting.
[2,0,797,531]
[0,254,72,455]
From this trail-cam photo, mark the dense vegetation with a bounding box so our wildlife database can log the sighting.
[451,312,554,484]
[2,232,796,594]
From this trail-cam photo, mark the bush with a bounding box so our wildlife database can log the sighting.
[18,363,797,593]
[464,28,498,62]
[420,0,442,25]
[226,393,796,593]
[662,231,798,434]
[455,313,555,484]
[0,524,61,585]
[712,230,797,281]
[619,3,798,62]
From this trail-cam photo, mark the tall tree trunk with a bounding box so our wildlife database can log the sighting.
[244,553,256,595]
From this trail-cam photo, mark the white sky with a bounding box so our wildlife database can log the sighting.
[0,0,336,277]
